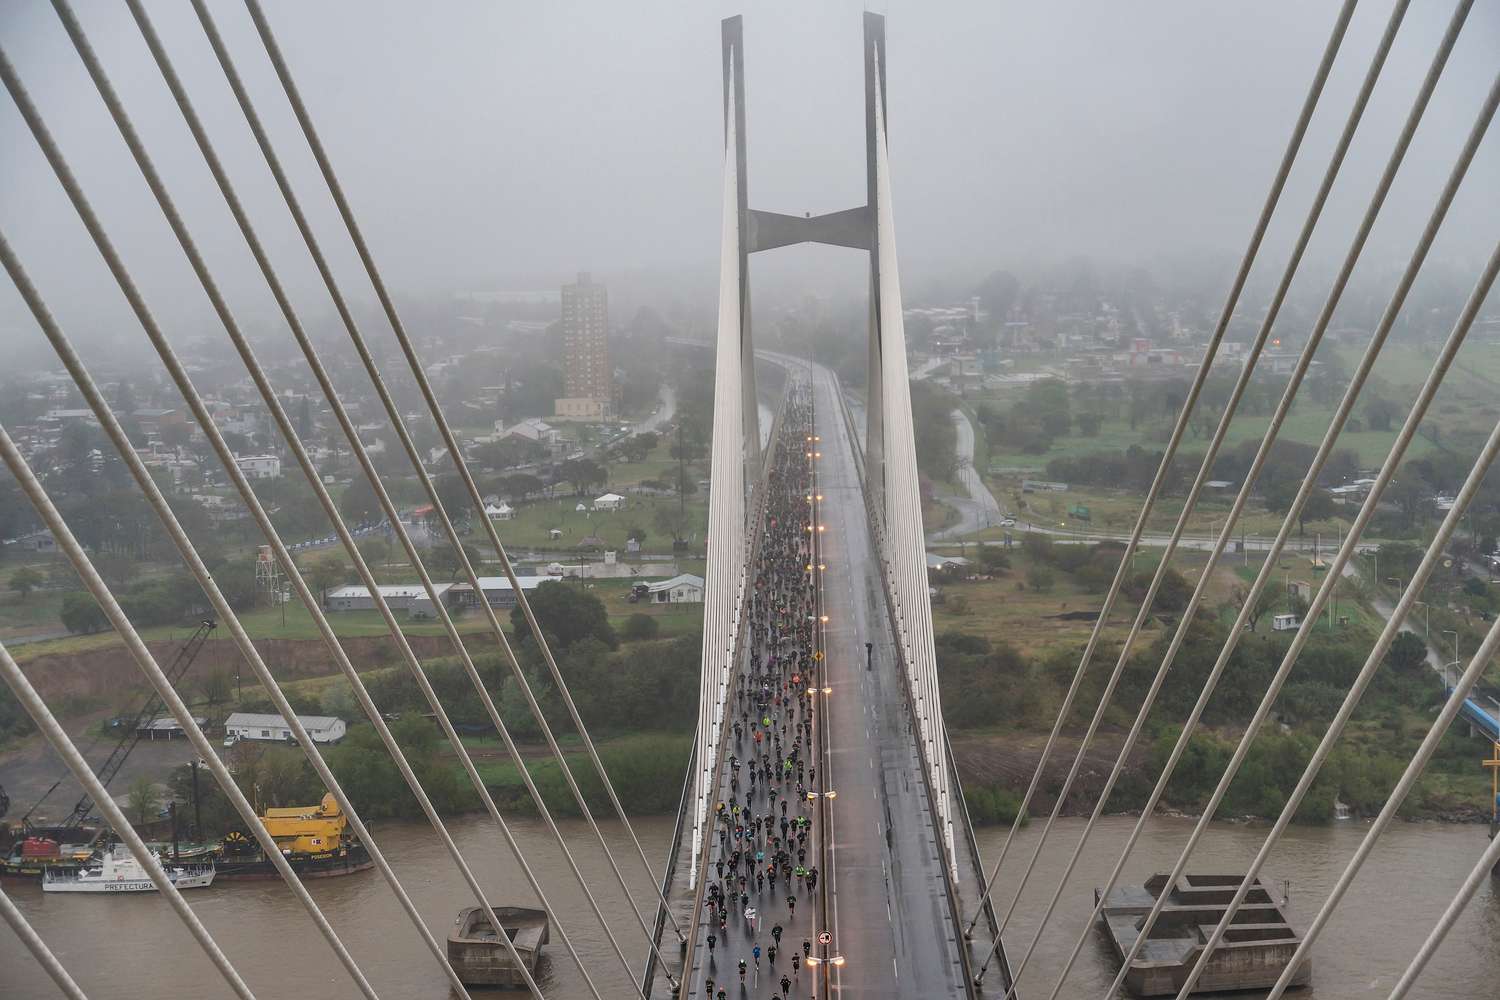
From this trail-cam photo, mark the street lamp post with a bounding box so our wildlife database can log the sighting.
[1442,629,1460,687]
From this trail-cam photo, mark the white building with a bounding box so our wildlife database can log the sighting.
[234,454,282,479]
[324,582,454,612]
[225,712,346,744]
[496,417,561,446]
[593,492,626,512]
[646,573,704,604]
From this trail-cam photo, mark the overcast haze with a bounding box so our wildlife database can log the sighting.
[0,0,1496,357]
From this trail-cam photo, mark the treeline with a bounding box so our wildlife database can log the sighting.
[935,567,1461,823]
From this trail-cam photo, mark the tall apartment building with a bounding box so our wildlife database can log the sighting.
[554,272,613,420]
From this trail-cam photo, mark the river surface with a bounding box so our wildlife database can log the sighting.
[3,813,1495,998]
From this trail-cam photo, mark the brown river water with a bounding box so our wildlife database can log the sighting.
[2,813,1494,998]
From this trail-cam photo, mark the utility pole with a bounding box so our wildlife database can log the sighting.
[677,420,687,519]
[190,758,202,841]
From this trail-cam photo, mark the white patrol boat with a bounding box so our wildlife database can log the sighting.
[43,844,215,893]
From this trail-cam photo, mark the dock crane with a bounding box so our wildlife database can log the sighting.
[19,620,216,832]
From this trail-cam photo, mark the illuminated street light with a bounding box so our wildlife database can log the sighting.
[819,614,829,623]
[821,685,833,695]
[830,955,846,967]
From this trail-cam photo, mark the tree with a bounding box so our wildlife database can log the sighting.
[620,613,660,642]
[95,552,140,591]
[127,775,159,827]
[1364,395,1401,433]
[358,538,390,568]
[654,506,691,546]
[339,476,383,524]
[1235,584,1279,632]
[977,546,1010,573]
[199,669,231,714]
[434,542,482,581]
[510,580,616,649]
[560,459,606,495]
[60,592,109,634]
[304,555,347,606]
[1298,492,1337,537]
[9,566,43,602]
[626,525,648,545]
[1384,630,1429,675]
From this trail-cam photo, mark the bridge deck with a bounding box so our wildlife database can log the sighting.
[810,364,971,996]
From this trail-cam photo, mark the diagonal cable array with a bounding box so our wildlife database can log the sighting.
[0,241,381,1000]
[1037,9,1485,997]
[982,0,1417,989]
[1,28,519,1000]
[963,0,1362,931]
[1090,11,1490,998]
[0,1,701,994]
[113,0,659,992]
[0,882,87,1000]
[1169,228,1500,1000]
[232,0,674,930]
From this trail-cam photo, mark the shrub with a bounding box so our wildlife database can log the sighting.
[620,613,660,642]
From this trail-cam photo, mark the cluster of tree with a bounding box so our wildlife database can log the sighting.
[557,458,607,495]
[607,432,659,463]
[934,633,1044,729]
[908,381,959,482]
[935,587,1458,822]
[1044,445,1189,494]
[57,555,264,635]
[473,436,547,473]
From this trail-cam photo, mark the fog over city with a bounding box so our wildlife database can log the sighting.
[0,0,1496,360]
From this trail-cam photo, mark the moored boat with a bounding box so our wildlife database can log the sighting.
[43,844,215,893]
[447,905,549,987]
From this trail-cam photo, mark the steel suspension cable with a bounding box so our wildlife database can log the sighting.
[1170,209,1500,1000]
[0,883,88,1000]
[963,0,1360,930]
[237,0,672,917]
[5,27,505,998]
[184,0,681,957]
[0,642,255,999]
[1386,813,1500,999]
[45,3,567,991]
[1257,236,1500,1000]
[1098,28,1488,1000]
[1045,12,1480,1000]
[125,2,648,991]
[981,2,1415,989]
[0,242,382,1000]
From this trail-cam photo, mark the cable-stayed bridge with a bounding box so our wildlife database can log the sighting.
[3,4,1499,1000]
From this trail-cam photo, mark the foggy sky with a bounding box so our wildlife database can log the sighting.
[0,0,1496,358]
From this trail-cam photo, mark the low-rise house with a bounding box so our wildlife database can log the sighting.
[646,573,705,604]
[225,712,346,744]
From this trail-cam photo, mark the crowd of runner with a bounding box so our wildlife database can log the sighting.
[700,387,823,1000]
